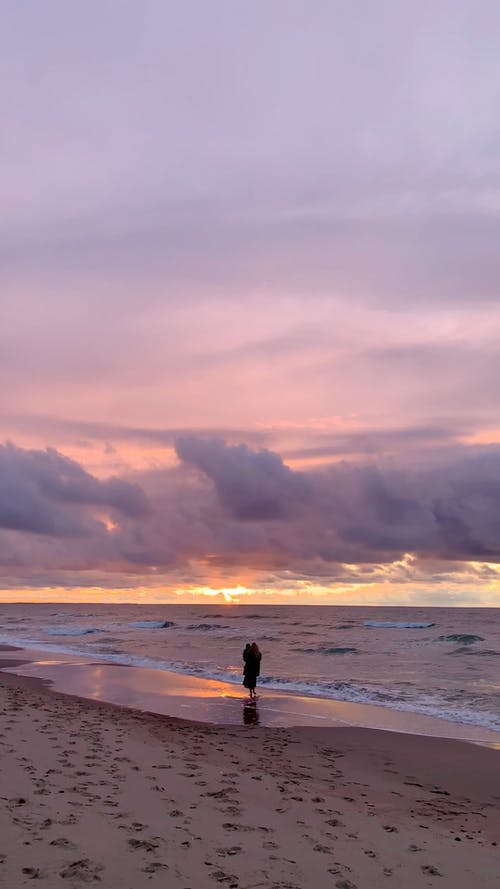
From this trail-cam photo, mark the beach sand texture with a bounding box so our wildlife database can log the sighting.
[1,663,499,888]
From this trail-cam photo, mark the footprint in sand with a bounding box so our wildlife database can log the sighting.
[209,869,238,885]
[421,864,443,876]
[127,838,159,852]
[222,822,254,833]
[22,866,46,879]
[142,862,169,873]
[50,837,77,849]
[60,859,104,882]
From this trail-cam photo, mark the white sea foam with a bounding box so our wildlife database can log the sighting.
[2,631,499,733]
[1,603,499,735]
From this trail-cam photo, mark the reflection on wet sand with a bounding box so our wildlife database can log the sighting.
[243,703,259,725]
[2,651,500,743]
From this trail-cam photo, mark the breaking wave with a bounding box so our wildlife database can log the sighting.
[130,620,175,629]
[186,623,230,631]
[299,646,358,655]
[1,630,499,733]
[364,620,435,629]
[44,628,99,637]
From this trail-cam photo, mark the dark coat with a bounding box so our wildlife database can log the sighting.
[243,651,261,688]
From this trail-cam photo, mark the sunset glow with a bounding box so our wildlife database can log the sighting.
[2,4,500,606]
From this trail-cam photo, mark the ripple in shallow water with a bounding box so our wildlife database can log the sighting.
[298,645,358,655]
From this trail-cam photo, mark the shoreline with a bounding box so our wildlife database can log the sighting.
[1,644,499,746]
[1,657,499,887]
[2,601,498,743]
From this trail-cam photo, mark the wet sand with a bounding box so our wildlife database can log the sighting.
[1,646,499,744]
[0,647,499,887]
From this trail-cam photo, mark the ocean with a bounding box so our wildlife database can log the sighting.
[1,602,499,733]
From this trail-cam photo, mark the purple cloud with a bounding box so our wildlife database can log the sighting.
[175,437,309,520]
[2,438,500,592]
[0,443,149,537]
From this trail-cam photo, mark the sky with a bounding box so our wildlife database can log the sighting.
[1,1,500,605]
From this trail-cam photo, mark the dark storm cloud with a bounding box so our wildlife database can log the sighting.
[0,443,149,536]
[174,438,500,565]
[2,436,500,589]
[175,436,310,520]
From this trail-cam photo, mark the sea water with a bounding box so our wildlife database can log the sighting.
[0,603,499,733]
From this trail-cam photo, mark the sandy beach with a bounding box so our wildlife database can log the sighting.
[1,649,499,888]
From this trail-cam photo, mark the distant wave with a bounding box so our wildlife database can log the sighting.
[204,613,265,620]
[299,646,358,655]
[364,620,435,629]
[129,620,175,629]
[186,623,230,631]
[1,621,499,734]
[448,648,500,657]
[438,634,484,645]
[45,628,99,637]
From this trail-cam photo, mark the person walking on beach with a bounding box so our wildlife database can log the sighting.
[242,642,251,688]
[243,642,261,699]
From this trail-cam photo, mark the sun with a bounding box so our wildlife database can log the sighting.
[202,585,249,603]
